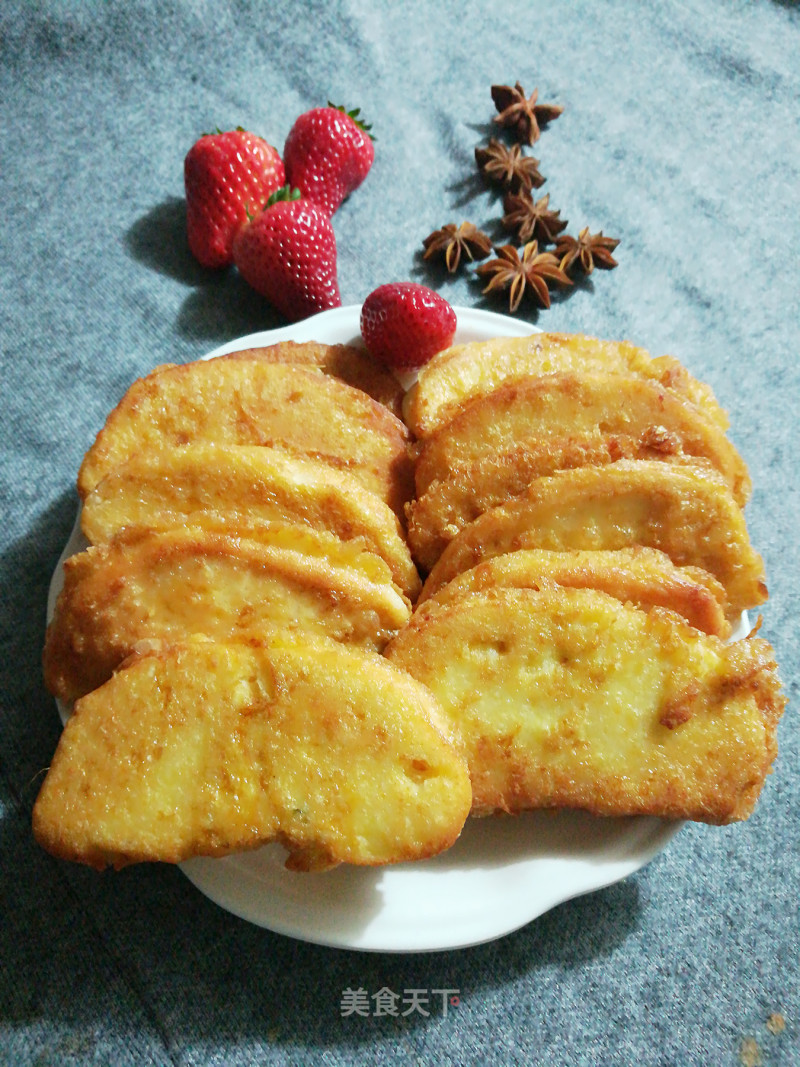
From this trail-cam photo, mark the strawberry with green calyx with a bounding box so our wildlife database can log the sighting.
[232,187,341,322]
[360,283,457,372]
[184,127,285,268]
[284,103,375,216]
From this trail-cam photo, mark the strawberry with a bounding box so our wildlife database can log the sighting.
[360,283,457,371]
[283,104,374,216]
[232,186,341,321]
[184,127,285,268]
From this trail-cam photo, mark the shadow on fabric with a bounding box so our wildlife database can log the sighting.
[124,197,287,344]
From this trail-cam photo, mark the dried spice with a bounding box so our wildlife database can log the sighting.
[475,140,545,194]
[477,241,572,312]
[422,222,493,273]
[420,83,619,310]
[502,192,567,244]
[555,227,620,274]
[491,82,563,145]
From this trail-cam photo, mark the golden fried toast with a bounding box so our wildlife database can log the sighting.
[44,527,412,703]
[420,461,767,616]
[408,369,751,570]
[409,449,723,571]
[81,444,420,599]
[403,332,729,437]
[413,372,750,501]
[76,360,414,515]
[420,547,731,637]
[222,341,404,417]
[34,635,472,871]
[385,586,784,822]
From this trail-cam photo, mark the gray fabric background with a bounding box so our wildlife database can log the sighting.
[1,2,797,1064]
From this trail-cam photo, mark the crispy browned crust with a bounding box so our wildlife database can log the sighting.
[409,448,723,572]
[407,370,750,571]
[419,460,767,616]
[77,360,414,517]
[419,547,731,637]
[34,635,471,871]
[81,444,421,600]
[414,373,748,499]
[221,341,405,418]
[403,332,730,437]
[43,527,412,703]
[385,586,785,823]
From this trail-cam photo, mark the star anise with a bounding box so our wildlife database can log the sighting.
[476,241,572,312]
[422,221,493,273]
[502,192,567,244]
[475,139,545,194]
[491,82,563,145]
[555,227,620,274]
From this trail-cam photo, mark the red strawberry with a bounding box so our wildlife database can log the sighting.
[284,104,374,216]
[360,283,457,371]
[184,128,285,268]
[232,186,341,321]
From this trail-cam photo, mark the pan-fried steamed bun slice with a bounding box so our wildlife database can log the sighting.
[402,332,730,438]
[76,359,414,517]
[43,527,412,703]
[384,586,785,823]
[220,341,405,418]
[412,372,750,503]
[81,444,420,600]
[419,547,731,637]
[33,635,471,872]
[419,460,767,618]
[406,370,751,570]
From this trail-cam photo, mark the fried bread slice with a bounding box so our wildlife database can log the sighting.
[44,527,412,703]
[33,635,471,870]
[413,372,750,502]
[81,444,420,599]
[420,461,767,616]
[221,341,404,417]
[403,332,729,437]
[409,448,724,571]
[77,360,414,515]
[408,370,751,570]
[385,586,784,822]
[420,547,731,637]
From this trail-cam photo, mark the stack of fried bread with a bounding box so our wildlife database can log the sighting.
[36,331,785,877]
[36,343,470,871]
[388,332,784,823]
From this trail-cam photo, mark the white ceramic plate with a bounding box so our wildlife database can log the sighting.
[50,305,700,953]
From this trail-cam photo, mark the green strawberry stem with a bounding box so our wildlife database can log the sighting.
[266,186,303,207]
[200,125,247,137]
[244,186,301,223]
[327,101,375,140]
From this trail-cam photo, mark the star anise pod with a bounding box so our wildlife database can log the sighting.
[555,227,620,274]
[422,221,493,273]
[502,192,567,245]
[476,241,572,312]
[475,139,545,194]
[491,82,563,145]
